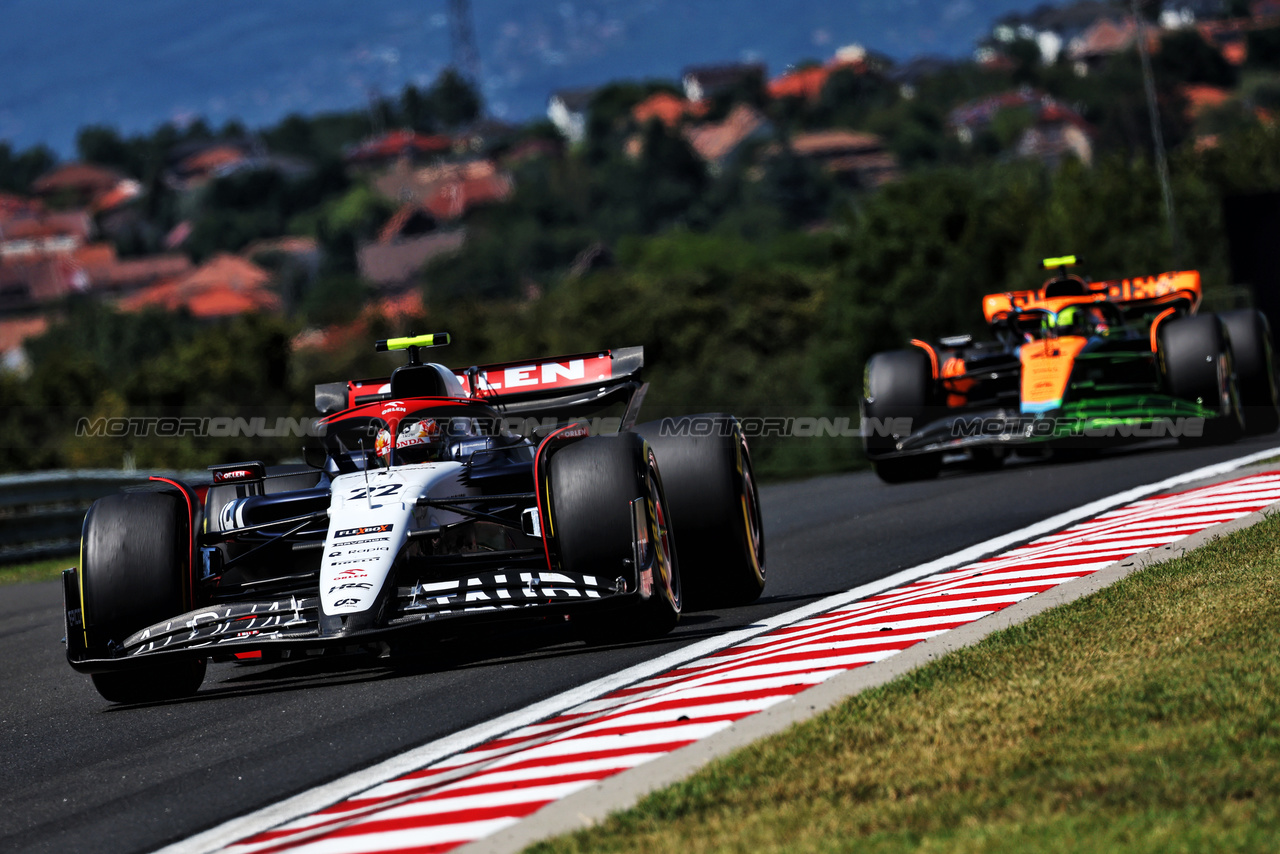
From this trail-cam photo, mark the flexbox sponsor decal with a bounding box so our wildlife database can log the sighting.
[334,524,393,538]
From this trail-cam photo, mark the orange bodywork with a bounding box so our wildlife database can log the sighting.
[941,356,974,407]
[909,339,939,378]
[983,270,1201,323]
[1149,307,1178,353]
[1020,336,1088,413]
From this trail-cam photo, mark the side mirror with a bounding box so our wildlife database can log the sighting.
[303,441,329,469]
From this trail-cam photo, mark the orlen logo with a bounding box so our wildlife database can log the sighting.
[213,469,256,483]
[552,422,590,441]
[456,356,611,394]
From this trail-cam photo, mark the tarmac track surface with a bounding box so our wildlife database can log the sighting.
[2,435,1277,854]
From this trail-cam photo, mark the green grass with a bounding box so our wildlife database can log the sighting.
[531,514,1280,854]
[0,556,74,586]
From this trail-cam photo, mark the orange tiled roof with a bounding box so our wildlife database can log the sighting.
[95,253,194,291]
[421,173,514,221]
[72,243,117,274]
[789,130,885,156]
[118,253,277,317]
[684,104,768,164]
[242,236,320,258]
[32,162,125,195]
[347,130,454,163]
[1180,84,1234,119]
[632,92,707,127]
[374,289,424,319]
[91,179,142,213]
[0,210,92,243]
[768,66,831,101]
[178,146,248,176]
[0,315,50,354]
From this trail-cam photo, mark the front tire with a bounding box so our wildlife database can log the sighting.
[549,434,681,640]
[80,492,205,703]
[632,416,765,610]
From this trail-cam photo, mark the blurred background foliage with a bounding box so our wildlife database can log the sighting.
[7,40,1280,480]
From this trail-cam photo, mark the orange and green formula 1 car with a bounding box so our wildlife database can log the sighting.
[861,257,1280,483]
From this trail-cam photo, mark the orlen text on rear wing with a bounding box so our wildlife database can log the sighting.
[314,347,645,417]
[455,346,645,417]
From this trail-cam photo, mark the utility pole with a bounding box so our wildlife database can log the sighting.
[449,0,482,87]
[1131,0,1181,266]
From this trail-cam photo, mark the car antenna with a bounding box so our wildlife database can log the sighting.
[358,437,372,509]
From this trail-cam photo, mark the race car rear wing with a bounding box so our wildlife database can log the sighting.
[983,270,1201,323]
[315,346,645,414]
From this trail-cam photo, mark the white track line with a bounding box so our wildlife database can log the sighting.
[155,445,1280,854]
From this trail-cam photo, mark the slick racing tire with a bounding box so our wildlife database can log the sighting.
[549,433,681,641]
[80,492,206,703]
[1159,314,1243,445]
[632,415,765,610]
[862,348,940,483]
[1219,309,1280,435]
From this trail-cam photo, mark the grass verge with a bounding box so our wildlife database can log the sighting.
[532,513,1280,854]
[0,556,74,586]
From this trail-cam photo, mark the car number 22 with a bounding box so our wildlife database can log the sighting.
[347,483,403,499]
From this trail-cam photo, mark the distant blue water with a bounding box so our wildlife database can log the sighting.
[1,0,1049,156]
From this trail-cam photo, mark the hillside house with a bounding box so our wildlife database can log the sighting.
[547,88,595,144]
[786,130,900,188]
[682,63,767,103]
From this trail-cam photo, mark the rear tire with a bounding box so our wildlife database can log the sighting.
[549,434,681,641]
[1219,309,1280,435]
[1159,314,1243,445]
[862,348,940,482]
[80,492,205,703]
[632,416,765,610]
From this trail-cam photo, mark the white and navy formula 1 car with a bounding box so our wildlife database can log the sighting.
[64,334,765,703]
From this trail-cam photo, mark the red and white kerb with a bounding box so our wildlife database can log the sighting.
[223,472,1280,854]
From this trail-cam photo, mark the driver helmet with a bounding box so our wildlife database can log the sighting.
[395,417,445,463]
[1057,304,1109,336]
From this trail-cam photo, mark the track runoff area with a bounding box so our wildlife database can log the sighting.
[161,446,1280,854]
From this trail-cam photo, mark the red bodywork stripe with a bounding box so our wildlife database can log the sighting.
[149,476,196,610]
[531,424,587,574]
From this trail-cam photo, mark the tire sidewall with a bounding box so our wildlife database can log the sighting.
[81,491,187,652]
